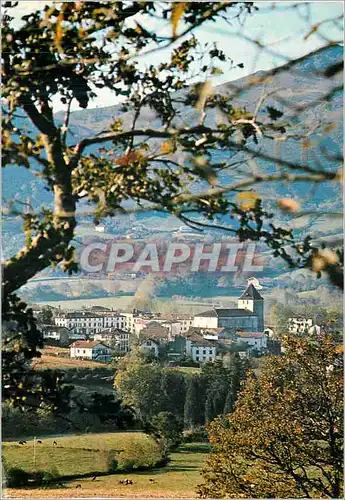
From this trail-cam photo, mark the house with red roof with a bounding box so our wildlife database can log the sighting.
[69,340,111,362]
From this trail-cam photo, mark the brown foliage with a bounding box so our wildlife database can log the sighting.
[198,335,343,498]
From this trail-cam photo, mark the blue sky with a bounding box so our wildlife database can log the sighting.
[11,1,344,111]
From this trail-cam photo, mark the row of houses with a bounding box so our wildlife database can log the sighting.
[139,325,269,363]
[53,309,194,337]
[42,284,285,363]
[68,326,270,364]
[48,283,265,341]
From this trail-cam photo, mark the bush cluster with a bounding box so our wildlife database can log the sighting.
[5,467,59,488]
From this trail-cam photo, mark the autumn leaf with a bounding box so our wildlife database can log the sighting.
[312,249,339,272]
[115,150,144,166]
[335,167,343,184]
[236,191,259,210]
[171,2,186,39]
[39,5,56,28]
[55,11,64,49]
[161,140,175,154]
[277,198,300,213]
[304,22,321,40]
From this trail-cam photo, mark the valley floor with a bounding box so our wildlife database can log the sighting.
[3,435,208,498]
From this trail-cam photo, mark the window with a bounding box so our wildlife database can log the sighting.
[195,356,199,361]
[203,349,206,355]
[83,349,86,354]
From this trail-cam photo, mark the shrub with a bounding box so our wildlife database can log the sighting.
[183,426,209,443]
[107,454,118,473]
[4,467,58,487]
[5,467,32,487]
[116,437,166,472]
[148,412,184,450]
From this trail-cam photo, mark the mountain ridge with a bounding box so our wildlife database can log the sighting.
[2,44,343,302]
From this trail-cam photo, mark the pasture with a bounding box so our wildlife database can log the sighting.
[3,433,209,498]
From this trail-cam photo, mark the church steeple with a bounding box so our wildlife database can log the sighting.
[239,283,263,301]
[237,283,264,332]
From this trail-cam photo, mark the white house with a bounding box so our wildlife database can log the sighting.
[139,338,160,357]
[235,331,267,353]
[56,312,104,335]
[122,311,157,335]
[94,328,130,352]
[69,340,111,362]
[288,317,313,335]
[194,308,258,331]
[55,311,126,336]
[41,325,70,345]
[186,339,216,363]
[264,327,275,338]
[184,330,217,363]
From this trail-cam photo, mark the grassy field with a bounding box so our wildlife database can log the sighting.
[3,432,163,476]
[3,433,209,498]
[32,355,106,370]
[170,366,201,376]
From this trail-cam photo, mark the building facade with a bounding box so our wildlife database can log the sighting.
[69,340,111,362]
[94,328,130,352]
[194,283,264,333]
[55,311,126,336]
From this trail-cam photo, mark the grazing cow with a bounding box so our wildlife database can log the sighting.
[75,484,82,489]
[53,440,57,446]
[22,440,27,444]
[149,478,155,482]
[37,440,42,444]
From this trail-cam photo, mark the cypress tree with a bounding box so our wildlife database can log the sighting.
[223,382,236,414]
[184,375,203,429]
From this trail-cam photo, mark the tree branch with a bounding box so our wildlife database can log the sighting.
[21,99,57,137]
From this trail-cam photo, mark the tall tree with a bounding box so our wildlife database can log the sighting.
[184,375,205,429]
[148,411,184,450]
[198,335,343,498]
[203,361,231,423]
[114,357,163,420]
[223,384,236,415]
[160,370,186,419]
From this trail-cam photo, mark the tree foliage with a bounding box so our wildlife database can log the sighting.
[198,335,343,498]
[202,356,247,423]
[114,353,186,421]
[184,374,205,429]
[146,411,184,450]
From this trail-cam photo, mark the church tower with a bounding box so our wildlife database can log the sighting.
[237,283,264,332]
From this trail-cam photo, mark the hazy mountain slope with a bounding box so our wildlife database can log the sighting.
[2,45,343,301]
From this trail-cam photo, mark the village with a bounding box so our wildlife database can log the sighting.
[36,283,323,365]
